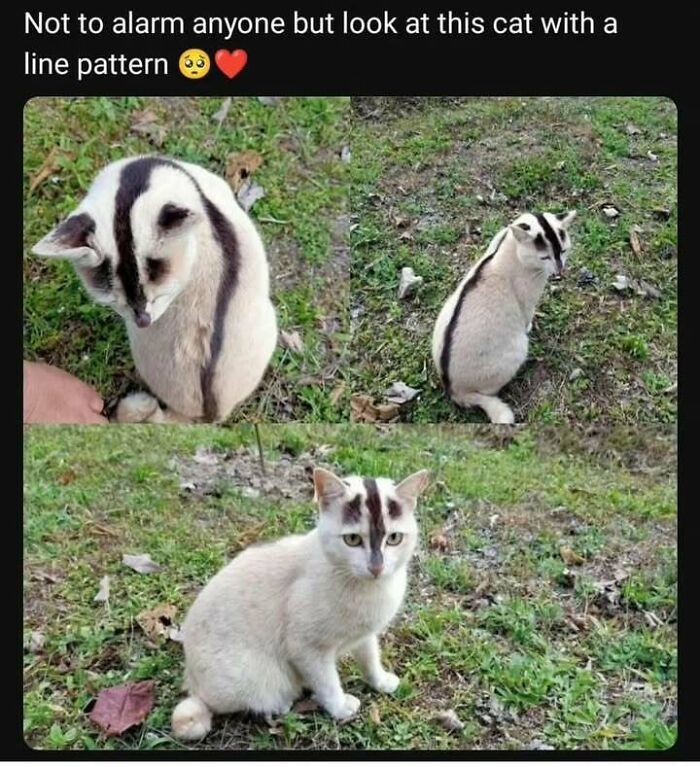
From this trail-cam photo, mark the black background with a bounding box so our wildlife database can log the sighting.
[14,0,692,760]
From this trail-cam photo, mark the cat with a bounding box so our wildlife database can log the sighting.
[171,466,430,740]
[32,155,278,423]
[432,210,576,424]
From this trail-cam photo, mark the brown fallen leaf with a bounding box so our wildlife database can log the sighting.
[130,109,167,147]
[89,680,155,736]
[226,150,263,193]
[369,702,381,725]
[280,329,304,353]
[293,698,320,715]
[136,603,179,644]
[28,147,64,195]
[122,553,162,574]
[428,529,451,553]
[559,546,585,566]
[351,394,399,423]
[330,382,346,407]
[57,469,77,486]
[234,522,267,549]
[629,228,643,257]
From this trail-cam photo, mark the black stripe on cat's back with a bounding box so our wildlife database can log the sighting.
[439,230,507,397]
[198,195,240,422]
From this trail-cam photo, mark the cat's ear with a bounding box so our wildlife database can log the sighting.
[32,212,101,267]
[509,223,534,244]
[313,467,347,508]
[556,210,577,228]
[395,469,430,504]
[157,203,201,235]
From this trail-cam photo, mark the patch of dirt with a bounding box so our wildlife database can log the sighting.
[171,444,338,502]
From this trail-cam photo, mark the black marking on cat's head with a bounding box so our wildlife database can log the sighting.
[363,478,386,574]
[343,494,362,523]
[387,498,403,519]
[53,212,96,248]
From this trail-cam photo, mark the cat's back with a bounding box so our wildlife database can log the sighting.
[183,532,311,638]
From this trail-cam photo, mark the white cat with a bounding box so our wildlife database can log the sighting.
[432,211,576,424]
[171,466,430,740]
[32,156,277,423]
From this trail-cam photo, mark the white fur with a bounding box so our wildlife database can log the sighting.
[32,156,277,423]
[171,467,429,740]
[432,211,575,423]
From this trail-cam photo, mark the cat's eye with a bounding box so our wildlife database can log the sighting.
[146,257,168,282]
[386,532,404,546]
[343,534,362,547]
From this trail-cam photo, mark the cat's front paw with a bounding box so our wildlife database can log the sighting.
[372,671,400,694]
[327,693,361,721]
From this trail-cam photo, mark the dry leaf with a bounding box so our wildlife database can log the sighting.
[226,151,263,193]
[212,97,232,125]
[57,470,77,486]
[612,274,631,292]
[384,381,420,405]
[559,546,584,566]
[398,267,423,299]
[258,96,281,106]
[340,146,352,163]
[293,698,320,715]
[94,575,111,603]
[89,680,155,736]
[237,180,266,212]
[393,215,411,229]
[433,708,464,732]
[602,205,619,219]
[369,702,381,725]
[122,553,162,574]
[351,394,399,423]
[629,228,642,257]
[130,109,167,147]
[428,529,451,553]
[137,603,179,644]
[28,147,63,195]
[330,383,346,406]
[280,330,304,353]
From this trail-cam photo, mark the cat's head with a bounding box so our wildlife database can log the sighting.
[312,467,430,580]
[31,156,205,328]
[508,210,576,276]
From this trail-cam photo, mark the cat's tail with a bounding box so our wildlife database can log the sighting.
[113,393,193,424]
[171,696,212,741]
[451,391,515,424]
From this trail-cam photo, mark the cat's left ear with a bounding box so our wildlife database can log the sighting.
[157,203,201,235]
[556,210,577,229]
[395,469,430,504]
[313,467,347,508]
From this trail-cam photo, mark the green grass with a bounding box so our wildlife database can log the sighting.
[24,424,676,751]
[349,97,677,423]
[23,97,350,422]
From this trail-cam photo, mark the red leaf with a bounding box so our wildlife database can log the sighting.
[89,680,155,736]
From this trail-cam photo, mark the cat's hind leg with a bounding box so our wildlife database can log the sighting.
[113,393,194,424]
[171,696,212,741]
[451,390,515,424]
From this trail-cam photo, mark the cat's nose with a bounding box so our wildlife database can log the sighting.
[134,310,152,328]
[368,563,384,578]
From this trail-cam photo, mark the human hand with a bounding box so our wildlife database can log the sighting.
[23,361,108,425]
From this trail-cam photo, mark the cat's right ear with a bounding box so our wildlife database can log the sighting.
[313,467,347,509]
[32,212,101,267]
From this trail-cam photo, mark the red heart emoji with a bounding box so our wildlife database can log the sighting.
[215,49,248,79]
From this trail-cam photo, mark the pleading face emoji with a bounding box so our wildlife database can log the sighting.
[178,49,210,79]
